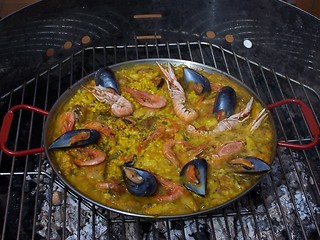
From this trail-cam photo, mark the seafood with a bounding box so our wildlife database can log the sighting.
[83,122,114,137]
[123,86,167,109]
[187,97,255,135]
[180,158,208,196]
[213,86,236,121]
[70,148,107,167]
[121,166,158,196]
[137,126,165,153]
[49,62,276,216]
[205,141,244,167]
[162,139,191,168]
[157,62,198,122]
[49,129,100,149]
[162,139,208,168]
[217,141,244,159]
[95,67,120,94]
[154,175,185,202]
[204,141,270,174]
[214,97,253,131]
[56,111,75,135]
[183,67,211,95]
[96,180,126,193]
[87,86,133,117]
[72,104,88,123]
[250,108,268,132]
[228,156,271,174]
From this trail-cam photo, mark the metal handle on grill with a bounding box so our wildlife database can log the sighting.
[267,98,319,150]
[0,104,48,156]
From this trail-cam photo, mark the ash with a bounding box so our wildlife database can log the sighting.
[34,148,320,239]
[36,182,109,239]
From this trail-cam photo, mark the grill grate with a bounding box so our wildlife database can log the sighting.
[0,42,319,239]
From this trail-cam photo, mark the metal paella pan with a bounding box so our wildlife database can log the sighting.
[1,59,319,219]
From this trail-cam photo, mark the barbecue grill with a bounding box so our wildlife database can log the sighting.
[0,0,320,239]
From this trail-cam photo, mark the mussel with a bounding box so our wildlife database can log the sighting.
[49,129,100,150]
[121,166,158,196]
[95,67,120,94]
[180,158,208,197]
[213,86,236,121]
[228,157,271,174]
[183,67,211,95]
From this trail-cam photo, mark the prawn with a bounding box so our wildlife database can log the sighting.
[56,111,75,135]
[162,139,187,168]
[153,175,185,202]
[96,180,126,193]
[187,97,254,135]
[157,63,198,122]
[70,148,107,167]
[123,87,167,109]
[86,85,133,117]
[206,141,244,166]
[137,126,165,153]
[250,108,268,132]
[162,139,208,168]
[83,121,114,137]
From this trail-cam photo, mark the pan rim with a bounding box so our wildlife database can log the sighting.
[44,58,277,219]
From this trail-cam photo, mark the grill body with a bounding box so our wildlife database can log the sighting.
[0,0,320,96]
[1,0,320,239]
[0,42,319,239]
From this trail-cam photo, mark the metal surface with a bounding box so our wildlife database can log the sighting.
[0,42,319,239]
[40,58,278,219]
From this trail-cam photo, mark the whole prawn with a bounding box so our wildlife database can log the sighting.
[187,97,267,135]
[86,85,133,117]
[70,148,107,167]
[157,63,198,122]
[122,86,167,109]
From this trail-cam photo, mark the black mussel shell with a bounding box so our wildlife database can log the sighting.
[95,67,120,94]
[183,67,211,95]
[49,129,100,150]
[213,86,236,121]
[229,157,271,174]
[121,166,158,197]
[180,158,208,197]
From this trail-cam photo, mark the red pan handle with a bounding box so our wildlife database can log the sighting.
[267,98,320,150]
[0,104,49,156]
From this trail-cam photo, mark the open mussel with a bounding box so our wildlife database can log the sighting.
[213,86,236,121]
[49,129,100,150]
[228,157,271,174]
[180,158,208,197]
[121,166,158,196]
[95,67,120,94]
[183,67,211,95]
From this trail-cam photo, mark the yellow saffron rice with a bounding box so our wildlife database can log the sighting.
[48,62,275,216]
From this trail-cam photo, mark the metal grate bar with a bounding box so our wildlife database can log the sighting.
[262,72,306,239]
[17,75,38,239]
[261,68,316,238]
[1,92,14,239]
[0,41,319,239]
[274,74,320,236]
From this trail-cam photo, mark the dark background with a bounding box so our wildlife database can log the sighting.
[0,0,319,97]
